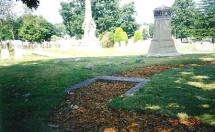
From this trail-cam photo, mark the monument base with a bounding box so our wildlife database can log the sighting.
[80,38,101,51]
[147,38,180,57]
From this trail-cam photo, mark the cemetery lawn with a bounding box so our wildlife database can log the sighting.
[110,65,215,126]
[0,54,215,131]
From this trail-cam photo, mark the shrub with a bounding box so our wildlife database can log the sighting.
[114,27,128,44]
[100,32,114,48]
[133,31,143,42]
[122,31,128,44]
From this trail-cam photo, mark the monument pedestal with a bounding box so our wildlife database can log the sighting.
[147,6,180,57]
[148,39,180,56]
[81,38,101,51]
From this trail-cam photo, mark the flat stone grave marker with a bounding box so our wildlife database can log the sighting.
[65,76,148,96]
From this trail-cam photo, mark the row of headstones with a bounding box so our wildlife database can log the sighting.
[0,41,23,59]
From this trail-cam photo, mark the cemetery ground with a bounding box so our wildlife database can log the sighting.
[0,54,215,131]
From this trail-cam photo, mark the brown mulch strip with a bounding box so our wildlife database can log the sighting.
[49,64,214,131]
[116,64,199,78]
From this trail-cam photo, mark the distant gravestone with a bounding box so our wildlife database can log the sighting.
[147,6,179,56]
[13,40,23,59]
[1,49,10,59]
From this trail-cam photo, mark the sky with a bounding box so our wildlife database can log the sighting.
[19,0,176,24]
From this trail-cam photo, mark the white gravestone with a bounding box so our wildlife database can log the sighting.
[1,49,10,59]
[13,40,23,59]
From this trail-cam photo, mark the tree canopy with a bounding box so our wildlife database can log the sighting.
[18,15,55,42]
[60,0,138,39]
[199,0,215,41]
[171,0,196,40]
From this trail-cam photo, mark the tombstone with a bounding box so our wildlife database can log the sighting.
[147,6,179,56]
[1,41,11,59]
[81,0,100,49]
[1,49,10,59]
[11,40,23,59]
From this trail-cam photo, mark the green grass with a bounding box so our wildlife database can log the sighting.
[0,54,215,131]
[110,65,215,125]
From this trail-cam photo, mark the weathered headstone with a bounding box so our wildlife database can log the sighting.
[147,6,179,56]
[13,40,23,59]
[1,49,10,59]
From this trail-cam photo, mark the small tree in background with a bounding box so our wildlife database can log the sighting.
[149,23,154,38]
[100,32,114,48]
[114,27,128,43]
[142,29,149,40]
[122,31,128,44]
[133,31,143,42]
[114,27,124,44]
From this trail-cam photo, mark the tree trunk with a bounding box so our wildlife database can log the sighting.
[212,38,214,44]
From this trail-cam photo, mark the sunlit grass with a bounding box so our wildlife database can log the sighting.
[110,65,215,125]
[1,53,215,131]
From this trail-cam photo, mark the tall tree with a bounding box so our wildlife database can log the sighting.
[18,15,55,42]
[117,2,139,37]
[199,0,215,42]
[60,0,138,39]
[0,0,17,40]
[0,19,14,40]
[171,0,197,41]
[60,0,84,39]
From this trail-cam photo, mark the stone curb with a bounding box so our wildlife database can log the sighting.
[65,76,148,96]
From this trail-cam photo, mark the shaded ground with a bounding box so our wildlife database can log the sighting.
[1,54,215,131]
[49,64,215,131]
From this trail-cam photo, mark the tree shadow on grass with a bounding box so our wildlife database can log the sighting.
[110,65,215,128]
[0,54,215,131]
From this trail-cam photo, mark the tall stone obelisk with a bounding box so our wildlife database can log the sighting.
[82,0,99,47]
[147,6,179,56]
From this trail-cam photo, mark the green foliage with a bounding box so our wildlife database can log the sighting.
[114,27,123,43]
[114,27,128,43]
[53,23,67,37]
[171,0,196,40]
[18,15,55,42]
[100,32,114,48]
[60,1,84,39]
[60,0,138,38]
[113,2,139,37]
[0,19,14,40]
[171,0,215,41]
[149,24,154,38]
[197,0,215,41]
[133,31,143,42]
[122,31,128,44]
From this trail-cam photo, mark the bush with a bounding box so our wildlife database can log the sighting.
[100,32,114,48]
[122,31,128,44]
[133,31,143,42]
[114,27,128,44]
